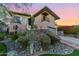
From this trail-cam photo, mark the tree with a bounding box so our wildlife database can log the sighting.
[3,3,32,14]
[0,4,12,32]
[1,3,35,54]
[0,21,7,32]
[0,4,12,19]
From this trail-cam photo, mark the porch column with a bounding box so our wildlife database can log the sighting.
[56,26,58,35]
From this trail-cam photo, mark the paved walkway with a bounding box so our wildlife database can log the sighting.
[60,36,79,50]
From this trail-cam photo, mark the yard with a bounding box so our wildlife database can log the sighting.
[1,31,79,56]
[0,30,79,56]
[40,36,79,56]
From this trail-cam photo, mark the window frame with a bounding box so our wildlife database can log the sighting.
[28,18,31,26]
[41,12,50,22]
[13,15,21,24]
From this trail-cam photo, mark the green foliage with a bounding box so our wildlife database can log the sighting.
[10,34,18,41]
[46,30,60,45]
[68,50,79,56]
[58,26,64,30]
[41,50,79,56]
[17,35,28,48]
[0,21,7,32]
[0,32,6,41]
[40,33,51,50]
[0,43,7,56]
[0,4,12,20]
[64,25,79,34]
[0,21,7,27]
[17,32,26,36]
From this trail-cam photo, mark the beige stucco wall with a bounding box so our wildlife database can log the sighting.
[34,13,57,34]
[9,23,27,33]
[34,13,56,29]
[9,14,28,33]
[8,12,57,34]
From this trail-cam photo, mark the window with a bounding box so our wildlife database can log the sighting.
[42,15,46,21]
[28,18,31,25]
[13,16,21,24]
[41,12,50,22]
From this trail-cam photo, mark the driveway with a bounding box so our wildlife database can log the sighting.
[59,36,79,50]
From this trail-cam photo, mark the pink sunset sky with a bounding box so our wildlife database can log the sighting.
[4,3,79,26]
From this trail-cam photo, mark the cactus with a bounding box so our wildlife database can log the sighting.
[29,16,35,54]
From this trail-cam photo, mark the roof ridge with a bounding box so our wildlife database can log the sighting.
[33,6,60,20]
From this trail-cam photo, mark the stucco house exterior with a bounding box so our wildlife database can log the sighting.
[8,11,30,33]
[6,6,60,35]
[32,6,60,35]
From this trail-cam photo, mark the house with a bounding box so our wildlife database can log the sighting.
[28,6,60,35]
[7,6,60,35]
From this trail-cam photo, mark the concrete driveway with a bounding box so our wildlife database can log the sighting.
[59,36,79,50]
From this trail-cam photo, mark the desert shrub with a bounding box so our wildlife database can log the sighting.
[17,35,29,49]
[0,43,7,56]
[45,30,60,45]
[0,32,6,41]
[10,34,18,41]
[9,32,14,35]
[17,32,26,36]
[40,33,51,50]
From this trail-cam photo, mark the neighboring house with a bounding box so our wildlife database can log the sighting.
[30,6,60,35]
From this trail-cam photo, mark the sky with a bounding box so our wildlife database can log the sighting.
[4,3,79,26]
[30,3,79,19]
